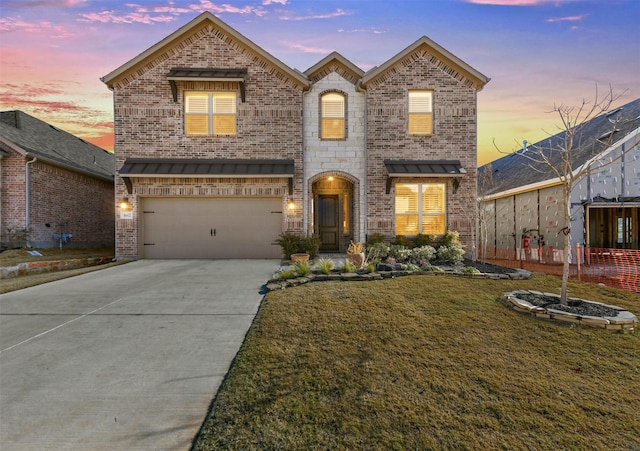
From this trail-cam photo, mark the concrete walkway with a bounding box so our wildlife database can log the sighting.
[0,259,277,450]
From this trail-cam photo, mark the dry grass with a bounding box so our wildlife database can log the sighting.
[0,247,114,267]
[193,274,640,450]
[0,247,117,293]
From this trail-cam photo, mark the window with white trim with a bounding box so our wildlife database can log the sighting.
[395,183,446,235]
[321,92,345,139]
[185,92,236,135]
[408,90,433,135]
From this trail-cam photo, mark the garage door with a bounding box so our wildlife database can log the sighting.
[142,197,283,259]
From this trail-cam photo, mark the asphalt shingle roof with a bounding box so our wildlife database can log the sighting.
[478,98,640,197]
[0,110,114,181]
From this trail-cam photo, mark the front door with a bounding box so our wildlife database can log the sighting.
[318,194,339,251]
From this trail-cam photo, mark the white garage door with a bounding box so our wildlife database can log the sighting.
[141,197,283,259]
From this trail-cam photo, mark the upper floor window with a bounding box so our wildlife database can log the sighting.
[185,92,236,136]
[395,183,445,235]
[408,90,433,135]
[321,92,345,139]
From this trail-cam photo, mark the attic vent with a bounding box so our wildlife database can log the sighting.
[605,107,623,117]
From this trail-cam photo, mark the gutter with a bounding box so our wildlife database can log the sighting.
[25,157,37,247]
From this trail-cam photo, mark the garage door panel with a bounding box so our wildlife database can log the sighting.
[142,198,282,259]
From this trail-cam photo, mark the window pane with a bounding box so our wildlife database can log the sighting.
[409,113,433,134]
[422,184,445,213]
[395,184,419,213]
[322,93,344,118]
[409,91,432,113]
[213,94,236,113]
[213,115,236,135]
[185,94,209,113]
[396,215,419,235]
[186,115,209,135]
[422,214,446,235]
[322,118,344,139]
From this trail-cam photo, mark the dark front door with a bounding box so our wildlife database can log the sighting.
[318,194,339,251]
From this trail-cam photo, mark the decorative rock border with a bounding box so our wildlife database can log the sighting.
[265,267,531,292]
[504,290,638,333]
[0,257,115,280]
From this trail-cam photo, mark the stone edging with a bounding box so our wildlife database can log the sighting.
[504,290,638,333]
[265,268,531,292]
[0,257,115,280]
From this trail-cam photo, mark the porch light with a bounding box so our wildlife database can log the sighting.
[119,198,132,211]
[328,176,334,181]
[287,199,295,210]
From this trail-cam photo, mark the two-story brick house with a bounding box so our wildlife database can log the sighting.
[102,12,489,259]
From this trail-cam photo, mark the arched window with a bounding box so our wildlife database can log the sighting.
[321,92,345,139]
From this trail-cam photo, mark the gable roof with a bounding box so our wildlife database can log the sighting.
[101,11,309,90]
[304,52,365,84]
[478,97,640,198]
[0,111,114,181]
[360,36,490,91]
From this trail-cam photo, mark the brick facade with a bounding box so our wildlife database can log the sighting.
[104,12,488,258]
[1,150,114,249]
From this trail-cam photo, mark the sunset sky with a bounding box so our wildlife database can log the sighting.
[1,0,638,166]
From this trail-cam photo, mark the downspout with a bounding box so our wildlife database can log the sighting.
[356,81,367,242]
[25,156,37,247]
[302,88,308,235]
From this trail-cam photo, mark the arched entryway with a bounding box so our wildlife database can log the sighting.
[310,173,358,252]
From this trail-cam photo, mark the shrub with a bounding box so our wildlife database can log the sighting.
[388,244,412,262]
[392,235,413,247]
[301,235,321,259]
[294,260,311,276]
[314,257,335,275]
[412,234,434,247]
[421,264,443,272]
[436,244,465,265]
[276,233,301,259]
[277,269,298,280]
[460,266,480,274]
[366,233,387,245]
[365,262,377,274]
[339,259,357,273]
[366,242,389,263]
[411,245,436,263]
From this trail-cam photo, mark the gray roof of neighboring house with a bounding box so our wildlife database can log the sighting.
[0,110,114,181]
[478,97,640,197]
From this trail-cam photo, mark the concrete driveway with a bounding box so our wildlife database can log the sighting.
[0,259,277,450]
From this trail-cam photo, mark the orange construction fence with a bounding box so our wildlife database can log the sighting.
[479,246,639,294]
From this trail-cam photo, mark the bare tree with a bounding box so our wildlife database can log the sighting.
[512,86,628,304]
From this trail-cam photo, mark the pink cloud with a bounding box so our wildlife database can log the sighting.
[263,0,287,5]
[280,8,349,21]
[465,0,576,5]
[289,44,333,54]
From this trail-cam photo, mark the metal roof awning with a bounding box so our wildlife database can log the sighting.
[166,67,248,102]
[384,160,466,193]
[119,158,294,194]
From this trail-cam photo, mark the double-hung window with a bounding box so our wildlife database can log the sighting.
[408,90,433,135]
[395,183,446,235]
[185,92,236,136]
[321,92,345,139]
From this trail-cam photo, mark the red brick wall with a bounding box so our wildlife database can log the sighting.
[1,151,114,248]
[111,23,305,258]
[365,46,479,252]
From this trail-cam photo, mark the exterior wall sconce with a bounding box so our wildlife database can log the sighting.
[119,198,132,211]
[328,176,334,181]
[287,199,295,210]
[452,179,461,194]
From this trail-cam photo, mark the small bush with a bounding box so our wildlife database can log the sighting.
[301,235,321,259]
[389,244,412,262]
[436,244,465,265]
[366,233,387,245]
[460,266,481,274]
[365,262,377,274]
[366,242,390,262]
[339,259,357,273]
[412,234,434,247]
[421,264,443,272]
[276,233,301,259]
[294,260,311,276]
[392,235,413,247]
[411,245,436,263]
[315,257,335,275]
[277,268,298,280]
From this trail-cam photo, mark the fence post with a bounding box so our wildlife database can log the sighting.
[576,243,581,281]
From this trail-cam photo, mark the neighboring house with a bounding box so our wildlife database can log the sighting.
[101,12,489,260]
[478,97,640,258]
[0,111,115,249]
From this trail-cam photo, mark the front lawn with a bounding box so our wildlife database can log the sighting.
[193,274,639,450]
